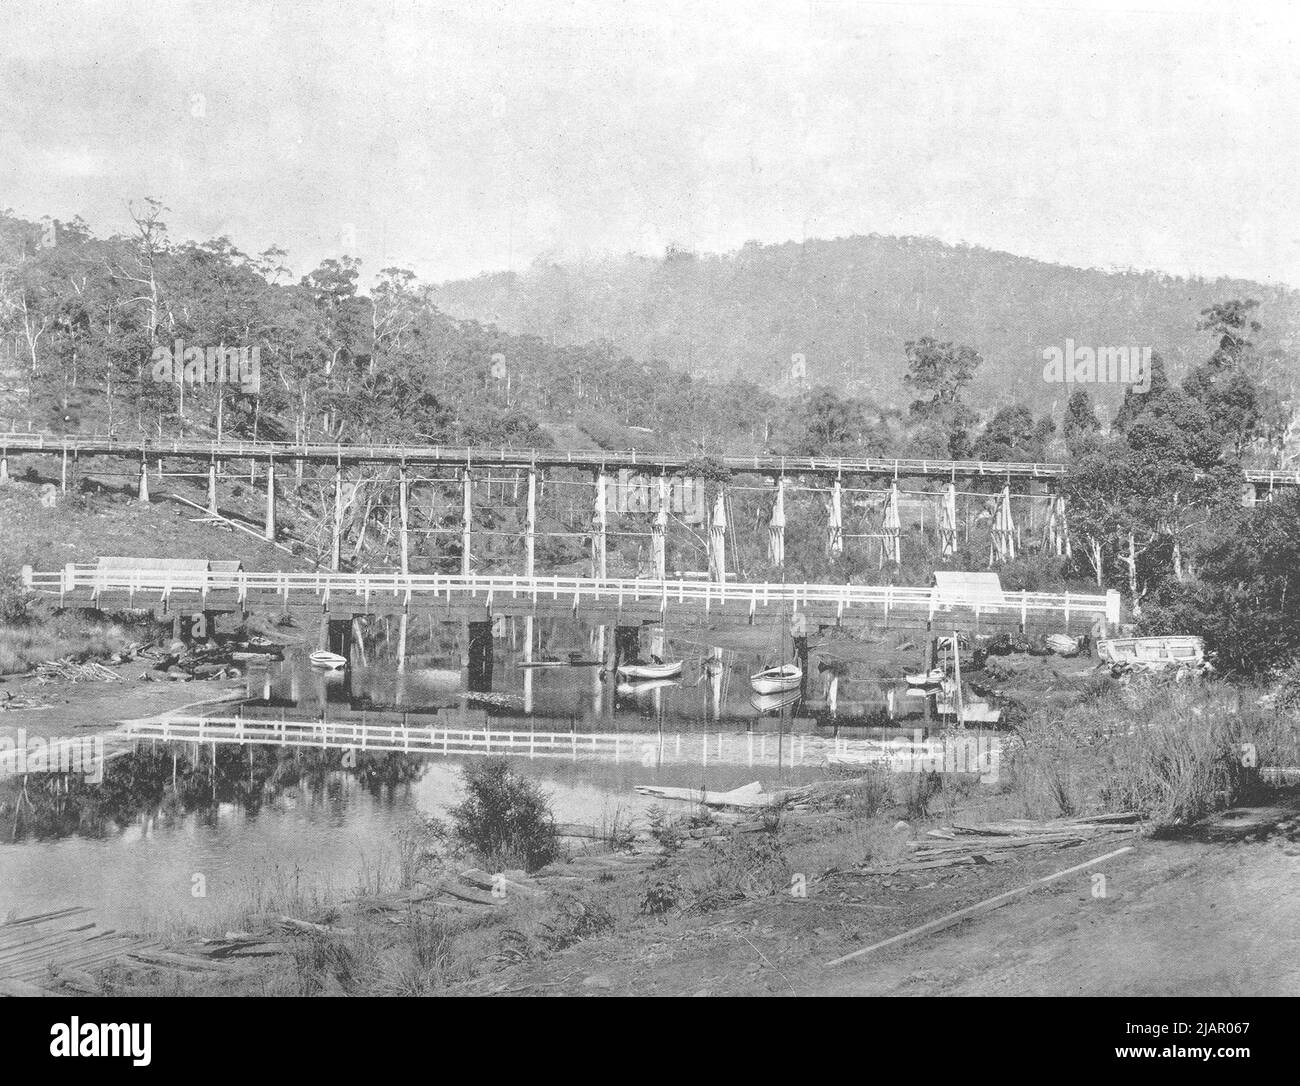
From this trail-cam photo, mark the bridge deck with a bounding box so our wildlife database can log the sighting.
[24,565,1120,633]
[3,431,1293,485]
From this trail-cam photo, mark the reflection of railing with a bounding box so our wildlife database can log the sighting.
[114,714,1001,778]
[26,565,1120,625]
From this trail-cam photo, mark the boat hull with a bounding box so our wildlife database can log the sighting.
[617,660,683,680]
[750,666,802,694]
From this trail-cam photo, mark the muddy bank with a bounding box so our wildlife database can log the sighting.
[0,667,246,738]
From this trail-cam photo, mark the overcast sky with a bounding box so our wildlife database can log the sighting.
[3,0,1297,287]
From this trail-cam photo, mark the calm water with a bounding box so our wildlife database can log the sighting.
[0,614,997,930]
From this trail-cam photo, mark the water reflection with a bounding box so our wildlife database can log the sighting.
[0,613,1002,929]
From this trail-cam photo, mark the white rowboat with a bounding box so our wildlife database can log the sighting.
[616,660,683,680]
[309,650,348,670]
[750,664,802,694]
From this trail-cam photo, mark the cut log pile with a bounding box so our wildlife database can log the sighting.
[35,658,122,683]
[857,812,1142,875]
[0,907,159,993]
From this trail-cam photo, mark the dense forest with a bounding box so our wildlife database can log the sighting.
[2,203,1299,674]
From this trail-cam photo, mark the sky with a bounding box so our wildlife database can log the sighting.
[2,0,1297,288]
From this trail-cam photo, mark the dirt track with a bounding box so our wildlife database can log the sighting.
[820,835,1300,996]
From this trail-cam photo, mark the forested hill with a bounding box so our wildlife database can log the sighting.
[430,235,1300,415]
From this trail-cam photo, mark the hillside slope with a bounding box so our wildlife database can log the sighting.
[431,235,1300,416]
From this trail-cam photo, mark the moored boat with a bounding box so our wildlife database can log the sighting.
[617,660,683,680]
[750,664,802,694]
[904,667,945,687]
[309,650,348,670]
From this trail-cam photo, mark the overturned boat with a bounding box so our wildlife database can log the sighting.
[750,664,802,694]
[1097,635,1204,671]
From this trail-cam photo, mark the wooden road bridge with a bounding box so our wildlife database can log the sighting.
[1,431,1290,577]
[23,563,1121,637]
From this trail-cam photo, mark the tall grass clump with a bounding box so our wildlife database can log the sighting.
[1096,682,1279,826]
[446,757,559,872]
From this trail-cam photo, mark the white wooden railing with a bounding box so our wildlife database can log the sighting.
[24,564,1122,625]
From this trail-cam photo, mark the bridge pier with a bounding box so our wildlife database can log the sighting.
[137,458,149,503]
[990,485,1016,564]
[592,470,608,579]
[883,483,901,564]
[653,475,668,578]
[207,460,218,515]
[264,460,276,541]
[939,483,957,557]
[331,465,343,571]
[461,467,472,576]
[768,478,785,568]
[709,488,728,583]
[525,468,537,578]
[0,454,7,486]
[398,463,410,575]
[828,478,843,557]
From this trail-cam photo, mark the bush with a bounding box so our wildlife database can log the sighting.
[0,567,32,626]
[446,758,559,872]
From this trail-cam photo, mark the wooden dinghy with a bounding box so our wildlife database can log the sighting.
[616,659,683,680]
[309,650,348,670]
[750,664,802,694]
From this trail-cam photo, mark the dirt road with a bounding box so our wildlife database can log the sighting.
[820,836,1300,996]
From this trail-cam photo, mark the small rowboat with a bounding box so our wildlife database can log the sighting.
[309,650,347,670]
[750,664,802,694]
[905,668,945,686]
[617,660,683,680]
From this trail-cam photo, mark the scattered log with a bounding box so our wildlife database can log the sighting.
[458,868,543,898]
[277,916,356,937]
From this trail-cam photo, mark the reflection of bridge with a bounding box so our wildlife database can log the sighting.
[115,711,1002,779]
[3,432,1288,574]
[24,564,1119,634]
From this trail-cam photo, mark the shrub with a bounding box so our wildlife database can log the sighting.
[446,758,559,872]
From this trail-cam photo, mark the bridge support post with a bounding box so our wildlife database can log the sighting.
[525,468,537,577]
[709,487,728,583]
[207,460,218,516]
[768,477,785,569]
[331,465,343,572]
[398,463,410,575]
[828,478,843,557]
[461,468,473,576]
[990,485,1016,564]
[264,460,276,541]
[0,455,8,486]
[883,482,901,565]
[939,483,957,557]
[61,445,68,492]
[592,471,608,580]
[652,475,668,579]
[1044,494,1071,557]
[137,457,149,503]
